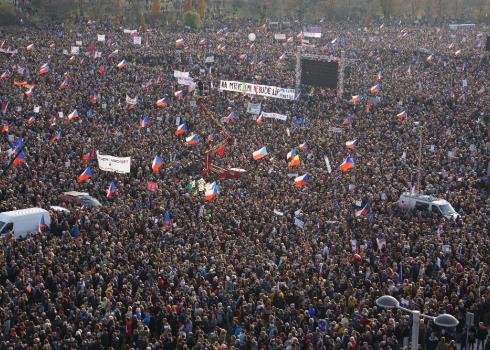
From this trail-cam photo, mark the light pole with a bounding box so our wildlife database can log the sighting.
[376,295,459,350]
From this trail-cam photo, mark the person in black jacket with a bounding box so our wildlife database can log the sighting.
[476,322,488,350]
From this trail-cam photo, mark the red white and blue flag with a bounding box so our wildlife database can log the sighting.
[107,182,117,199]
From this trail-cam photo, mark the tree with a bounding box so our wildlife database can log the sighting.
[151,0,161,14]
[184,0,193,12]
[30,0,77,22]
[379,0,394,17]
[0,0,19,25]
[198,0,205,19]
[183,10,202,28]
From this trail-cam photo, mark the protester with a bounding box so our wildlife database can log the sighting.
[0,16,489,350]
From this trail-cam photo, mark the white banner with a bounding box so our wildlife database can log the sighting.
[174,70,189,79]
[205,56,214,63]
[324,155,332,173]
[304,32,322,38]
[96,151,131,174]
[71,46,80,55]
[274,33,286,40]
[125,95,137,105]
[75,40,82,46]
[328,127,343,133]
[97,34,105,42]
[261,112,287,121]
[0,48,18,54]
[123,29,137,34]
[247,102,262,115]
[133,36,142,45]
[177,76,195,86]
[219,80,296,100]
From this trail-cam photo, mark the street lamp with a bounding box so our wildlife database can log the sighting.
[376,295,459,350]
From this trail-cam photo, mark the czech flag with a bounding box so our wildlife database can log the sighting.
[252,146,268,160]
[175,123,187,135]
[339,156,354,172]
[186,134,200,145]
[13,80,27,87]
[155,97,169,107]
[152,155,165,173]
[67,109,79,121]
[342,115,353,126]
[1,70,10,79]
[77,167,93,183]
[164,210,172,226]
[355,202,370,217]
[298,142,307,151]
[397,111,408,121]
[198,38,208,46]
[26,44,34,51]
[351,95,360,104]
[2,123,9,133]
[294,174,310,187]
[375,72,382,81]
[117,59,128,69]
[25,88,33,97]
[108,49,119,59]
[107,182,117,199]
[140,115,150,128]
[38,215,46,234]
[59,79,69,89]
[1,101,8,115]
[287,148,298,160]
[26,116,35,125]
[217,44,226,51]
[39,63,49,75]
[176,39,185,47]
[288,155,301,169]
[12,152,26,166]
[370,84,380,94]
[50,131,61,142]
[256,114,265,125]
[174,90,185,98]
[89,92,97,104]
[204,182,219,201]
[225,111,237,122]
[239,54,248,61]
[345,140,358,150]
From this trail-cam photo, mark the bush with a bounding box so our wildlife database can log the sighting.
[0,1,19,26]
[182,11,202,29]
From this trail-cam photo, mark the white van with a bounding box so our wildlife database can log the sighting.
[398,193,460,220]
[0,208,51,240]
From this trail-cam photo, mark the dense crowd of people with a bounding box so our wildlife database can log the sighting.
[0,16,489,350]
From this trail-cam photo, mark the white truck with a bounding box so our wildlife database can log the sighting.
[0,208,51,240]
[398,193,460,220]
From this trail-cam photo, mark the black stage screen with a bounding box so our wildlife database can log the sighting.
[300,59,338,88]
[486,35,490,52]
